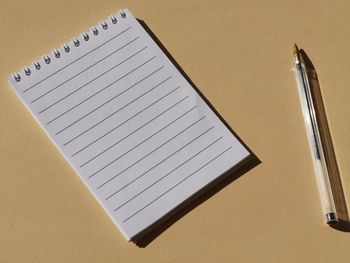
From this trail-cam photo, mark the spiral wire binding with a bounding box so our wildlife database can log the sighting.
[34,61,41,70]
[110,16,117,24]
[82,32,89,41]
[100,21,108,30]
[54,49,60,58]
[91,27,99,35]
[63,43,70,52]
[44,55,51,64]
[24,67,31,76]
[73,38,80,47]
[12,9,127,83]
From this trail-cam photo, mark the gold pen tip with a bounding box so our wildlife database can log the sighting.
[293,43,299,56]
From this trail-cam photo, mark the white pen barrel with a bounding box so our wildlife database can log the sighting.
[314,159,334,215]
[295,61,337,223]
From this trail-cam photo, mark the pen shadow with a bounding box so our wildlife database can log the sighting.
[300,49,350,232]
[131,19,261,247]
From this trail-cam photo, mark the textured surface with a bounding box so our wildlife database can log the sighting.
[1,0,350,262]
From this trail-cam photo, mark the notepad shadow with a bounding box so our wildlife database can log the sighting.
[131,19,261,247]
[132,154,259,247]
[300,49,349,232]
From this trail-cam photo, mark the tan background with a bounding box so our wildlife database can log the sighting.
[1,0,350,262]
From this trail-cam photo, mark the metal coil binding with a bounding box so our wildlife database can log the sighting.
[82,32,89,41]
[110,15,117,24]
[34,61,41,70]
[44,55,51,64]
[91,27,99,35]
[73,38,80,47]
[24,67,31,76]
[12,9,127,82]
[13,73,21,82]
[101,21,108,30]
[54,49,60,58]
[120,10,126,18]
[63,43,70,53]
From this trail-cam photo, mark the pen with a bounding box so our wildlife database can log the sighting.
[293,44,338,224]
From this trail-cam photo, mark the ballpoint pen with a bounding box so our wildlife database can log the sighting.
[293,44,338,224]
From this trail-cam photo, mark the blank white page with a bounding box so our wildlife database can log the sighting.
[8,8,250,240]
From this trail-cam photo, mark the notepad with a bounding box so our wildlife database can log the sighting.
[8,8,250,240]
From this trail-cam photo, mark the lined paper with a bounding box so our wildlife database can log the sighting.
[8,9,250,240]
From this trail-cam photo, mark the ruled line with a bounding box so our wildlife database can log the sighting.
[71,94,189,157]
[80,100,194,167]
[122,146,232,222]
[33,36,139,104]
[31,46,148,104]
[43,55,155,118]
[64,84,179,147]
[39,40,144,115]
[94,118,210,186]
[84,111,203,171]
[23,26,132,93]
[112,136,223,208]
[46,67,164,124]
[109,132,215,201]
[55,74,171,136]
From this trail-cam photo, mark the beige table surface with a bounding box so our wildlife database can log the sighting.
[1,0,350,262]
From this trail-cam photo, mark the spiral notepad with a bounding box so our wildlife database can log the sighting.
[8,8,250,241]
